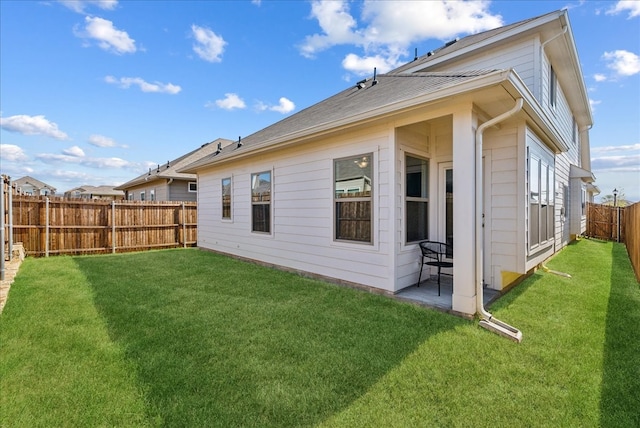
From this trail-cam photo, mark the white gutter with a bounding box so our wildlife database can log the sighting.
[475,97,524,342]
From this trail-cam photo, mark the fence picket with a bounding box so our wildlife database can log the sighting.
[5,195,197,257]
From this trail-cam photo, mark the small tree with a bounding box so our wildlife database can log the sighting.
[600,190,628,207]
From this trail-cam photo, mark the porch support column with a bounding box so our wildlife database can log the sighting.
[451,106,477,316]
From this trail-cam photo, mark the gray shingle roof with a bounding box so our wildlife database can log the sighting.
[183,70,498,172]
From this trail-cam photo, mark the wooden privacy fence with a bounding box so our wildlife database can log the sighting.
[9,195,197,257]
[586,202,626,243]
[624,202,640,282]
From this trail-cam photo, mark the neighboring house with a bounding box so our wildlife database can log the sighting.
[13,176,56,196]
[116,138,233,201]
[64,185,125,200]
[181,10,597,317]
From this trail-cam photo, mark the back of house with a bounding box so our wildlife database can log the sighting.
[181,9,595,317]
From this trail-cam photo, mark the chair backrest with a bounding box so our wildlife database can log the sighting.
[419,241,451,262]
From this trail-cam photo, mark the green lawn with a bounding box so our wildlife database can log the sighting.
[1,239,638,427]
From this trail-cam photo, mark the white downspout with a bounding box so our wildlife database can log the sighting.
[475,97,524,342]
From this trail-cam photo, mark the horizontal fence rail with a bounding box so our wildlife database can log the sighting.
[9,195,197,257]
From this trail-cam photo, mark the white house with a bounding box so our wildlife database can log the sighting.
[181,10,596,320]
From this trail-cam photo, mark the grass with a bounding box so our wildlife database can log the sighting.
[1,239,638,427]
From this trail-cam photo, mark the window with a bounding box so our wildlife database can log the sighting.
[140,191,146,201]
[128,193,133,201]
[251,171,271,233]
[188,182,197,192]
[222,177,231,219]
[149,189,155,201]
[405,154,429,243]
[334,153,372,243]
[528,146,555,250]
[549,65,557,108]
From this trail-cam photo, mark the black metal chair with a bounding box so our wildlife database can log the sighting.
[416,241,453,296]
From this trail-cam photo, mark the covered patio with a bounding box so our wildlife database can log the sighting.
[395,275,500,315]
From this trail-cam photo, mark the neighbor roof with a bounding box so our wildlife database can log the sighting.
[116,137,233,189]
[13,176,56,192]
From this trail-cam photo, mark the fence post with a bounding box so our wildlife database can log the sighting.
[112,200,116,253]
[45,197,50,257]
[1,175,5,281]
[182,202,186,248]
[8,178,13,258]
[616,206,621,243]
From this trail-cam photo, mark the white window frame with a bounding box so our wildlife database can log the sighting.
[528,145,555,252]
[140,191,146,201]
[188,182,197,193]
[251,171,272,234]
[333,153,373,244]
[222,177,232,220]
[405,153,429,244]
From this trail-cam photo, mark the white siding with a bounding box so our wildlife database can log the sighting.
[481,123,529,289]
[197,126,396,292]
[429,38,538,96]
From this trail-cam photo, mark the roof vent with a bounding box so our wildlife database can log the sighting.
[427,51,434,57]
[445,38,458,47]
[156,164,160,173]
[166,161,170,169]
[236,136,242,148]
[414,48,418,61]
[356,79,366,89]
[371,67,378,86]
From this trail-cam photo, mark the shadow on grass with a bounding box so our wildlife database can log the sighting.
[600,243,640,426]
[74,250,466,427]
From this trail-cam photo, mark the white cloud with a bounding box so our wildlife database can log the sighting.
[105,75,181,94]
[59,0,118,13]
[607,1,640,18]
[590,98,601,112]
[211,93,246,110]
[0,144,29,162]
[87,134,126,148]
[63,145,85,157]
[603,50,640,77]
[255,97,296,114]
[75,16,136,54]
[36,152,134,169]
[591,154,640,172]
[592,143,640,153]
[299,0,502,75]
[0,114,69,140]
[299,0,361,58]
[342,52,402,75]
[270,97,296,114]
[191,24,226,62]
[593,73,607,82]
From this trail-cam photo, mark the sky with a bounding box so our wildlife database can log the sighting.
[1,0,639,202]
